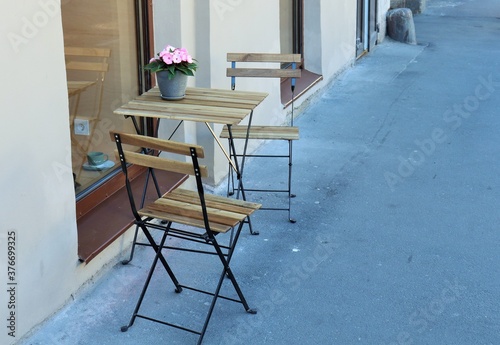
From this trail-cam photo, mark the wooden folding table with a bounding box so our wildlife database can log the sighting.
[114,86,268,251]
[114,86,267,183]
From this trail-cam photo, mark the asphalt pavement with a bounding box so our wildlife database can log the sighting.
[19,0,500,344]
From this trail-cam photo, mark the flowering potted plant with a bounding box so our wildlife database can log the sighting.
[144,45,198,100]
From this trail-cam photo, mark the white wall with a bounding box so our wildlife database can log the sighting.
[0,1,75,343]
[321,1,357,79]
[304,0,357,82]
[0,1,138,343]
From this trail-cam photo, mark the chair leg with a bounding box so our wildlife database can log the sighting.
[141,224,182,292]
[121,230,175,332]
[231,137,297,225]
[236,163,259,236]
[122,222,256,342]
[197,262,256,345]
[226,155,236,197]
[197,224,256,343]
[244,215,259,236]
[227,137,259,236]
[122,168,163,265]
[288,139,296,223]
[212,223,255,312]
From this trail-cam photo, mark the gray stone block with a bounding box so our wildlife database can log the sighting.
[391,0,426,14]
[387,8,417,45]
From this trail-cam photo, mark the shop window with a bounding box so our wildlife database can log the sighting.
[61,0,175,262]
[62,0,143,196]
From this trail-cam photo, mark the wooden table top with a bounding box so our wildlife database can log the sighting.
[113,87,268,125]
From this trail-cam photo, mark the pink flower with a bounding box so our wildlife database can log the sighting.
[172,51,182,64]
[144,44,196,74]
[159,49,169,58]
[161,53,173,65]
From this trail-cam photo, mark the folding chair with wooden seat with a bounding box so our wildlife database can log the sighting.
[220,53,301,224]
[111,131,260,344]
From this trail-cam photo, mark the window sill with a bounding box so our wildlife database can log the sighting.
[281,69,323,108]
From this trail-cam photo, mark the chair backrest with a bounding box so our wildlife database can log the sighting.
[65,47,111,75]
[65,47,111,120]
[226,53,301,91]
[111,131,209,220]
[110,132,208,178]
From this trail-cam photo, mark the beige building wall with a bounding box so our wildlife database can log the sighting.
[1,1,140,344]
[0,2,76,343]
[1,1,389,343]
[320,1,357,78]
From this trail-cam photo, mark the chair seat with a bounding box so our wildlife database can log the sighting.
[138,188,261,233]
[220,125,299,140]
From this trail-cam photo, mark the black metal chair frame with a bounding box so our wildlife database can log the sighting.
[112,132,258,344]
[223,53,301,224]
[120,116,169,265]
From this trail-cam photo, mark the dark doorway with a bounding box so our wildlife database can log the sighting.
[356,0,378,58]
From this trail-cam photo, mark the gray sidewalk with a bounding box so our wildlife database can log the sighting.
[20,1,500,344]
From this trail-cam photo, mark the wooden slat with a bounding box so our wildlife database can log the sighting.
[151,198,245,227]
[227,68,301,79]
[115,150,208,177]
[110,132,205,158]
[67,81,97,96]
[65,47,111,57]
[67,81,96,89]
[142,87,268,107]
[227,53,301,63]
[185,87,267,100]
[115,108,243,125]
[138,207,231,233]
[137,188,261,232]
[183,86,266,97]
[146,87,268,102]
[166,188,261,213]
[113,87,268,125]
[115,103,249,125]
[126,99,249,120]
[66,61,109,72]
[220,125,299,140]
[142,88,267,109]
